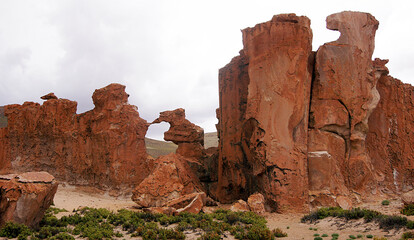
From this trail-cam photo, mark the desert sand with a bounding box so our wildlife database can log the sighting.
[53,185,412,240]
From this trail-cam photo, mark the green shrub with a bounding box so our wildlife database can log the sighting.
[366,235,373,238]
[322,233,328,237]
[402,231,414,239]
[48,232,75,240]
[401,204,414,216]
[314,233,320,236]
[349,235,356,239]
[200,231,222,240]
[272,228,287,237]
[314,237,323,240]
[0,222,32,239]
[381,200,390,206]
[357,234,363,238]
[246,225,274,240]
[378,215,408,229]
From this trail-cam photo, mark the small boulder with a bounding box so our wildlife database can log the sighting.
[247,193,266,214]
[336,196,353,210]
[230,200,250,212]
[402,190,414,205]
[132,153,204,208]
[0,172,58,227]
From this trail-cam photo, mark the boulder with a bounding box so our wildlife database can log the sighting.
[401,190,414,206]
[0,83,151,193]
[247,193,266,214]
[230,200,250,212]
[217,13,313,212]
[0,172,58,227]
[131,153,204,208]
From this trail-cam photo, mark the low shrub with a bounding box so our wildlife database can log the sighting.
[272,228,287,237]
[381,200,390,206]
[0,222,32,240]
[402,231,414,239]
[401,204,414,216]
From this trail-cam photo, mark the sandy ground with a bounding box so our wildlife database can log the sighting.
[53,186,412,239]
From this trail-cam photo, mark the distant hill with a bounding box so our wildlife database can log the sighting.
[145,138,178,159]
[145,132,218,158]
[204,132,218,149]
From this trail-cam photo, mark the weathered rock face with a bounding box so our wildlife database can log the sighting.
[217,14,313,212]
[0,172,58,227]
[0,84,152,193]
[131,153,204,208]
[308,11,380,206]
[367,60,414,195]
[152,108,204,159]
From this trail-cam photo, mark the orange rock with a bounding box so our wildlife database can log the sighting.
[152,108,204,159]
[367,67,414,195]
[0,172,58,227]
[131,154,204,208]
[308,11,380,202]
[40,93,58,100]
[217,13,313,212]
[230,200,250,212]
[172,192,206,214]
[247,193,266,214]
[0,84,151,193]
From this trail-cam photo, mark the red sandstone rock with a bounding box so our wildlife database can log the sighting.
[217,13,313,213]
[152,108,204,159]
[0,84,151,193]
[367,60,414,195]
[401,190,414,206]
[0,172,58,227]
[40,93,58,100]
[308,11,380,205]
[131,153,204,208]
[230,200,250,212]
[173,192,206,214]
[247,193,266,214]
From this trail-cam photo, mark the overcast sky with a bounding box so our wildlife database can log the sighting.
[0,0,412,140]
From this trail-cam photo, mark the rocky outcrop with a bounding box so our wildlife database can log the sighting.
[217,13,313,212]
[308,11,380,206]
[152,108,204,159]
[0,172,58,227]
[0,84,152,193]
[131,153,204,207]
[367,60,414,195]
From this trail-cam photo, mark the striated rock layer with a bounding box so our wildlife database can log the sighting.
[0,172,58,227]
[217,14,313,212]
[0,84,152,193]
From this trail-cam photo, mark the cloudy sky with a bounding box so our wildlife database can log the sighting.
[0,0,412,140]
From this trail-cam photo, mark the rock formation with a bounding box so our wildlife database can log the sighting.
[217,13,313,212]
[308,11,380,207]
[0,172,58,227]
[217,11,414,212]
[131,153,204,208]
[0,84,152,193]
[152,108,205,159]
[367,59,414,195]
